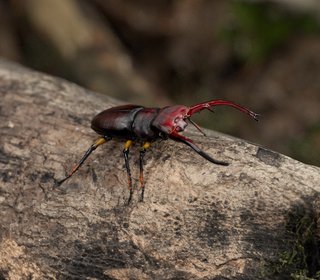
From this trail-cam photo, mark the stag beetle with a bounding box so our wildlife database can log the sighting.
[57,99,259,202]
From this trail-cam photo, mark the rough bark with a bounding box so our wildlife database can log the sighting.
[0,59,319,279]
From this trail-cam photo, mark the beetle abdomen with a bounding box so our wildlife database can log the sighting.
[91,105,143,139]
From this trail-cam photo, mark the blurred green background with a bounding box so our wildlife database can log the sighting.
[1,0,319,166]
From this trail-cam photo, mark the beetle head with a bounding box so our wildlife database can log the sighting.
[152,105,229,165]
[152,105,189,135]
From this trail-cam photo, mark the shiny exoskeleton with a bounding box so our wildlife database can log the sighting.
[57,100,259,202]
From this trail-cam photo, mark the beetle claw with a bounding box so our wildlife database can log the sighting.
[187,99,259,121]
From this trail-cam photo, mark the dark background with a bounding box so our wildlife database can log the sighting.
[1,0,319,166]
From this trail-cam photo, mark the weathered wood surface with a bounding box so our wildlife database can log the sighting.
[0,59,319,279]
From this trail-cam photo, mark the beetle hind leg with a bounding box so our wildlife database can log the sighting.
[139,141,151,202]
[123,140,134,203]
[56,137,108,187]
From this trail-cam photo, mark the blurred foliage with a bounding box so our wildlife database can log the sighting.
[290,124,320,166]
[21,29,78,83]
[0,0,319,166]
[223,1,320,63]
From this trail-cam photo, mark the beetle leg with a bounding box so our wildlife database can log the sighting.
[56,137,108,186]
[139,141,151,202]
[169,131,229,166]
[123,140,133,203]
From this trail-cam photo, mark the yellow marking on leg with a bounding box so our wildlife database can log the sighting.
[142,141,151,150]
[124,140,133,150]
[93,137,107,148]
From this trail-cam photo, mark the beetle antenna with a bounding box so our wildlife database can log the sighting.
[206,108,215,114]
[187,118,206,136]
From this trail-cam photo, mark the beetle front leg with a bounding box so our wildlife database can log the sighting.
[56,137,108,186]
[123,140,133,203]
[139,142,151,202]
